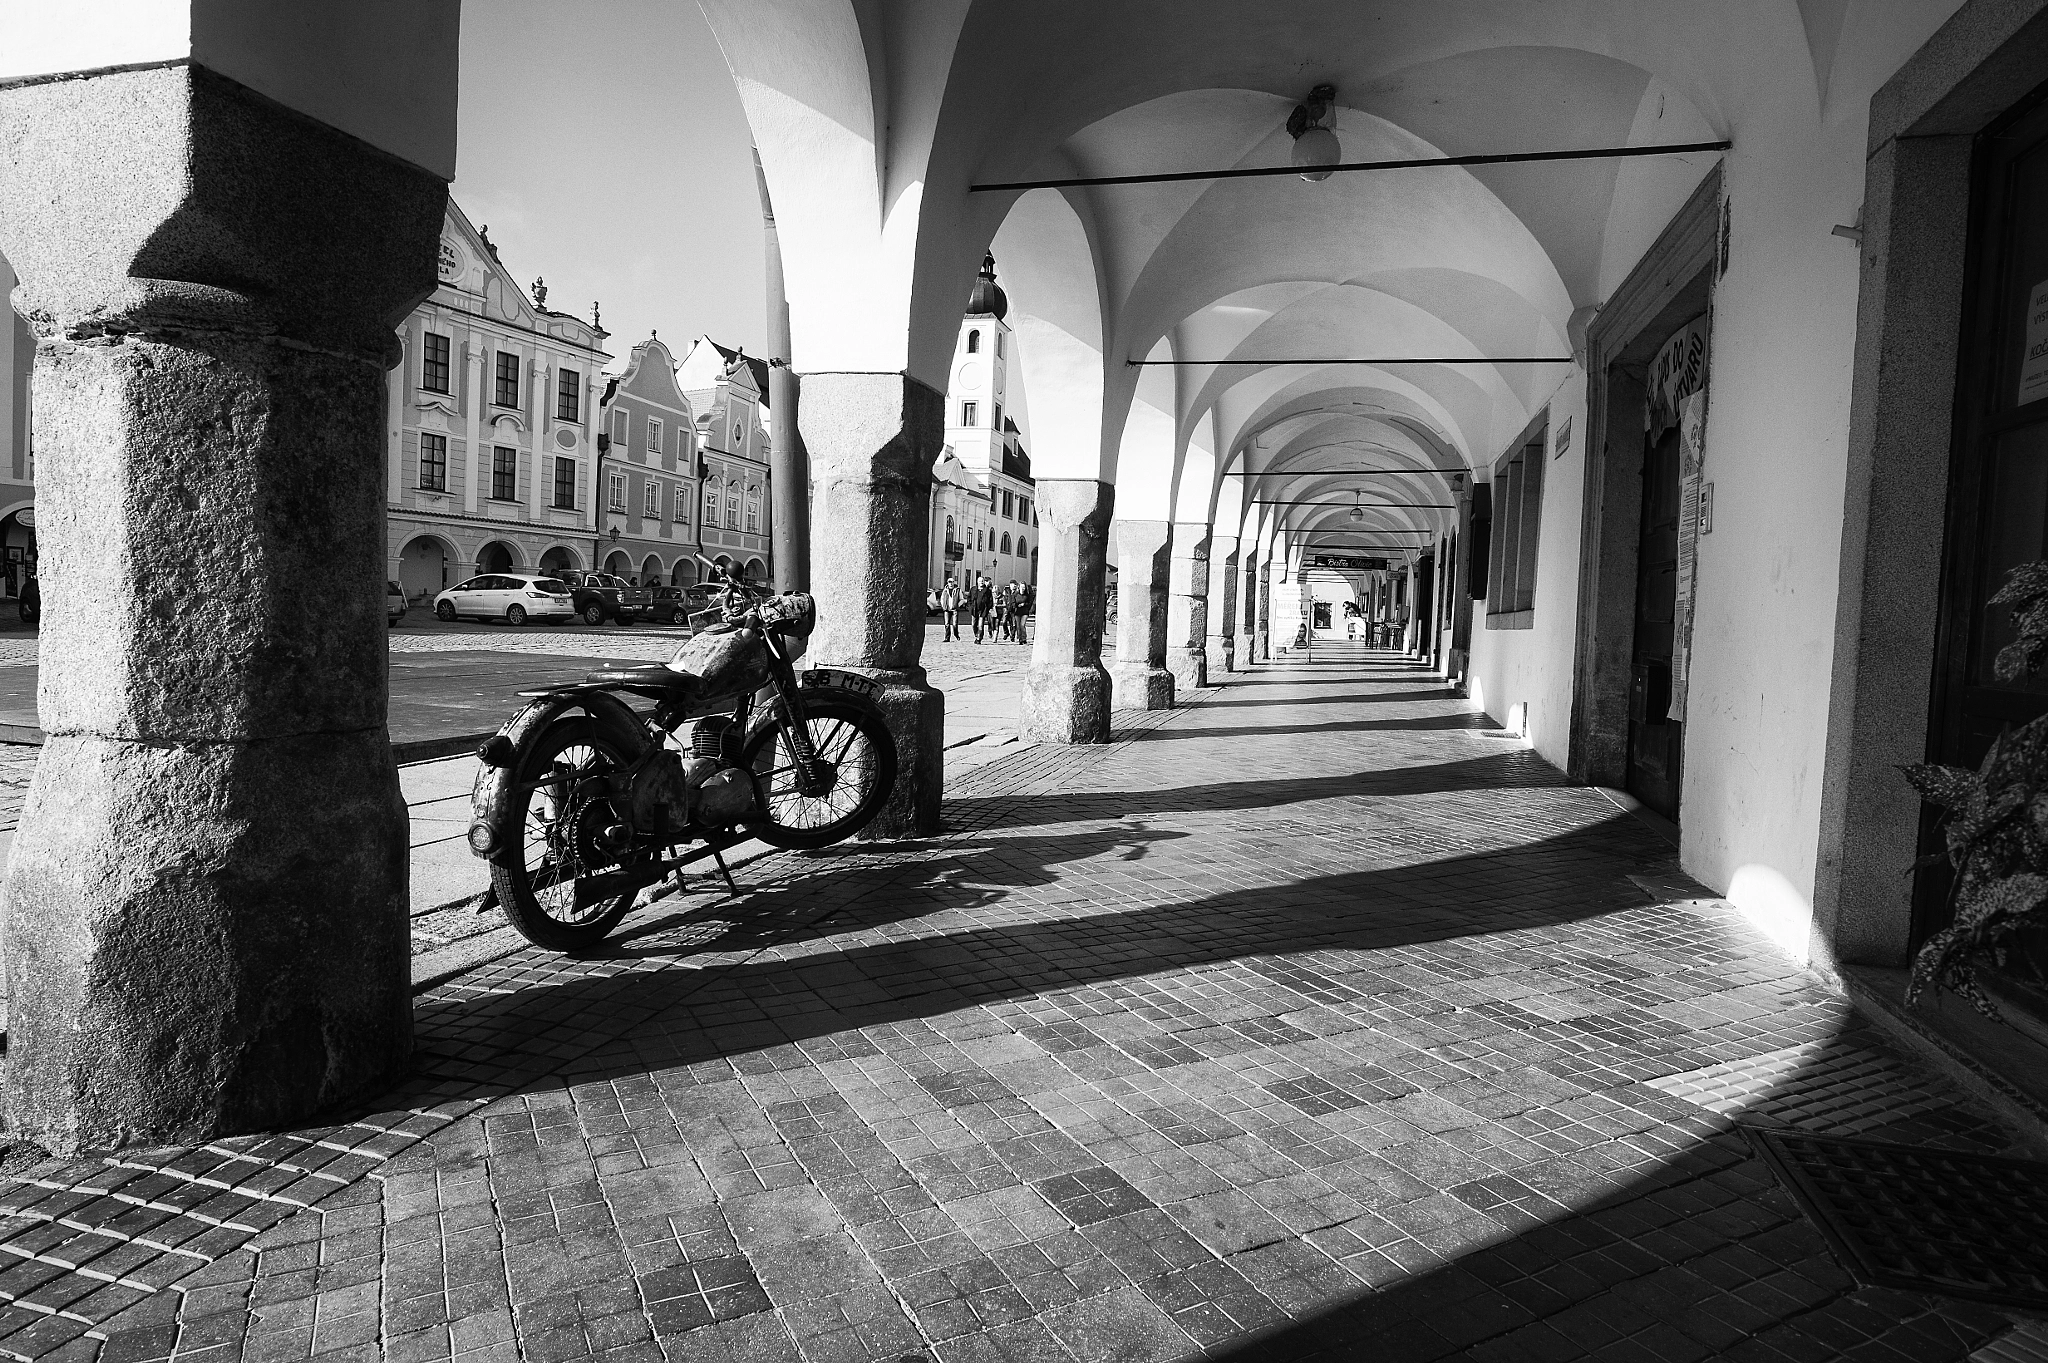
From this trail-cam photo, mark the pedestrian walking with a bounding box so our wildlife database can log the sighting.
[939,578,963,641]
[973,576,995,643]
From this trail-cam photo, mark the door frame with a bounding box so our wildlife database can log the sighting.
[1567,166,1722,791]
[1812,1,2048,973]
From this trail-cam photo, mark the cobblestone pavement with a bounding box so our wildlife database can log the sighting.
[0,643,2038,1362]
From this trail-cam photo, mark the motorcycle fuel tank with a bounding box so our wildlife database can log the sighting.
[665,626,771,703]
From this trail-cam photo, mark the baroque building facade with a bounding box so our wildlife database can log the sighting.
[387,202,611,600]
[677,337,774,582]
[595,335,701,586]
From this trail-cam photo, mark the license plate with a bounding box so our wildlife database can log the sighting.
[802,668,881,697]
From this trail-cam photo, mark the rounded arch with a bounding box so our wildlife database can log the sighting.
[1000,533,1012,555]
[640,554,665,584]
[398,532,459,598]
[745,557,769,582]
[603,550,633,577]
[538,544,583,574]
[476,540,520,574]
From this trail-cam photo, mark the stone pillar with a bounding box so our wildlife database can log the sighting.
[1208,536,1239,673]
[1165,522,1210,692]
[0,65,442,1152]
[799,373,944,837]
[1109,519,1174,709]
[1022,480,1113,742]
[1245,560,1261,658]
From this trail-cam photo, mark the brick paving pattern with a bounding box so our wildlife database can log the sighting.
[0,643,2038,1361]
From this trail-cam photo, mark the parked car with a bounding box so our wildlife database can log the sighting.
[432,573,576,626]
[554,569,651,625]
[645,584,719,626]
[387,580,408,625]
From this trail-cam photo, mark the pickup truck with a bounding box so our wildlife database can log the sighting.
[555,569,651,625]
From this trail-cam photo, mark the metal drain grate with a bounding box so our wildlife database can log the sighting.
[1749,1127,2048,1310]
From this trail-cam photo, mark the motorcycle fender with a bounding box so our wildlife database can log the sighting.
[467,689,649,860]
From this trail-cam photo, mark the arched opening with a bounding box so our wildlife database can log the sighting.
[745,557,768,583]
[477,540,517,574]
[0,506,37,600]
[671,560,697,587]
[603,550,632,578]
[538,545,581,575]
[397,534,456,601]
[640,554,664,585]
[966,329,980,354]
[1000,533,1012,555]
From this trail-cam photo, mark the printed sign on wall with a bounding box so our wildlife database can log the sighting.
[2020,279,2048,406]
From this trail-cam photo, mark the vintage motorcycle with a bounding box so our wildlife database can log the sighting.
[466,564,897,950]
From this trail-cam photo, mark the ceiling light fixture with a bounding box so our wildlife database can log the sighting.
[1348,490,1365,523]
[1287,84,1341,182]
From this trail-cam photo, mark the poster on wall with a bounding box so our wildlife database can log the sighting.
[2020,279,2048,407]
[1669,390,1709,722]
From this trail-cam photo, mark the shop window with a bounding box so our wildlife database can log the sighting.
[556,368,580,422]
[422,332,451,394]
[553,457,576,510]
[492,446,516,501]
[418,433,447,492]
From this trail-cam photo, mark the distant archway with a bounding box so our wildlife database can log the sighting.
[641,554,664,584]
[397,533,457,599]
[477,540,517,574]
[744,557,768,583]
[603,550,632,577]
[671,560,697,587]
[539,545,582,574]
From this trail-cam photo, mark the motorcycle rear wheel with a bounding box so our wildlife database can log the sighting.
[490,716,639,950]
[741,695,897,849]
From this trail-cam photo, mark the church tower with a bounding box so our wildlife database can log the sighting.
[945,253,1011,478]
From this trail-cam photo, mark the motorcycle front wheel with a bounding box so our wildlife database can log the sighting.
[741,695,898,849]
[490,716,639,950]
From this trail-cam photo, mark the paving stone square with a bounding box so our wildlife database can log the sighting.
[0,644,2040,1361]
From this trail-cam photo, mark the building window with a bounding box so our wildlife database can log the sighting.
[418,433,446,492]
[608,469,627,513]
[644,479,659,517]
[1001,533,1011,554]
[745,485,761,533]
[731,420,743,450]
[553,457,576,509]
[966,329,981,354]
[677,486,690,524]
[1001,491,1013,518]
[726,487,740,529]
[995,331,1004,358]
[703,480,720,524]
[1017,538,1026,559]
[422,332,451,393]
[647,417,663,459]
[495,351,520,408]
[962,401,978,427]
[1020,498,1031,525]
[1485,431,1547,625]
[492,445,516,501]
[994,402,1003,430]
[557,368,580,422]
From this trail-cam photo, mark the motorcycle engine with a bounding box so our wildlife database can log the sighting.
[629,749,757,832]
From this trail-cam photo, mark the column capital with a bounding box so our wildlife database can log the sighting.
[0,65,444,367]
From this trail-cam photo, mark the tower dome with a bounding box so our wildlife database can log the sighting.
[965,252,1008,320]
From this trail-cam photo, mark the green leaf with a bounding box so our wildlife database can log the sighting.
[1901,763,1983,811]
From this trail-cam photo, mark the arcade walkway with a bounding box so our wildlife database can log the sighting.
[0,647,2030,1362]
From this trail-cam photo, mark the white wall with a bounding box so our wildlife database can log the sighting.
[1467,375,1587,764]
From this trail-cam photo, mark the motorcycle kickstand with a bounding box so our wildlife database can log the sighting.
[712,849,741,898]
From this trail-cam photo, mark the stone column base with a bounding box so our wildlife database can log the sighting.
[1167,646,1207,693]
[1211,636,1235,673]
[1023,663,1110,743]
[1110,661,1175,711]
[850,668,943,839]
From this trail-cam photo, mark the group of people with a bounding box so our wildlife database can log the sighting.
[933,575,1033,644]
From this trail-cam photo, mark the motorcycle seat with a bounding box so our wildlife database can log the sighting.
[583,664,702,701]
